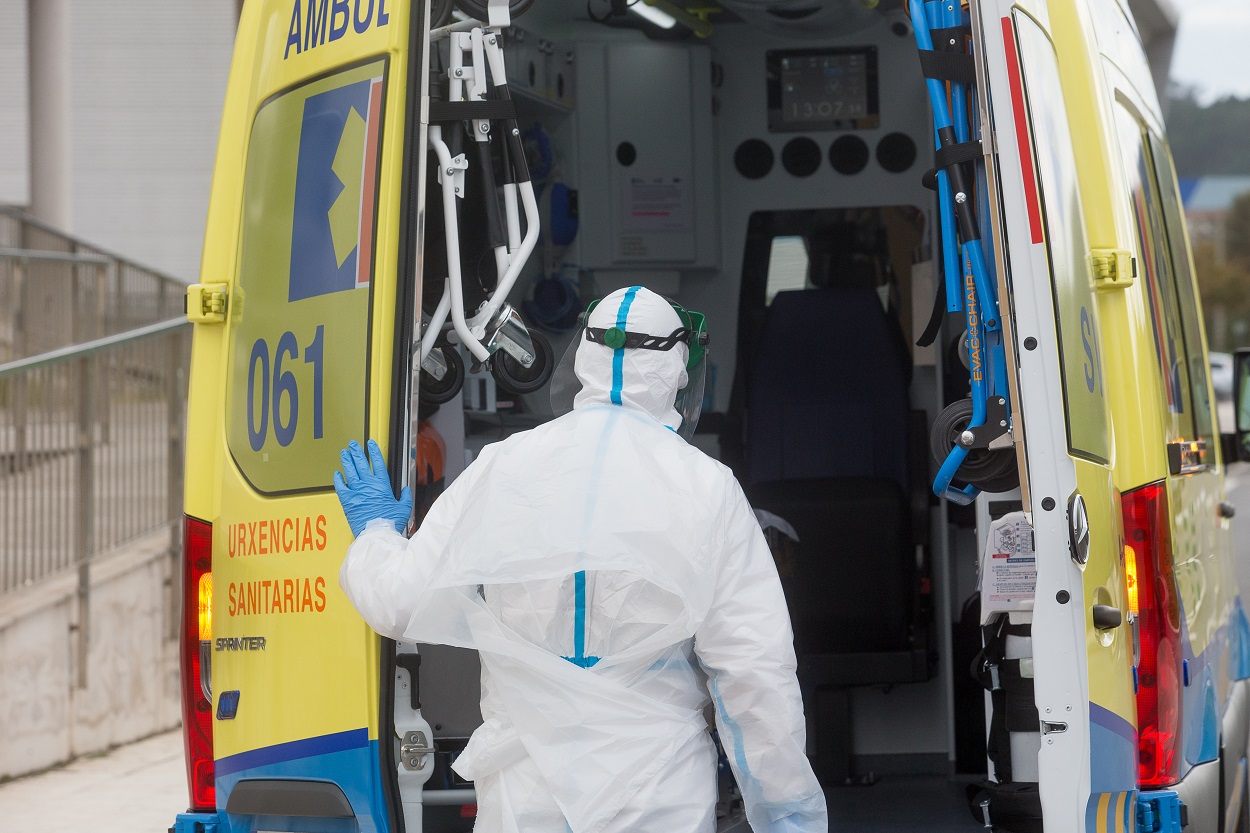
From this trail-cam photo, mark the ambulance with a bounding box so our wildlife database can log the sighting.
[176,0,1250,831]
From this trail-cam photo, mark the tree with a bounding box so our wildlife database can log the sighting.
[1167,89,1250,177]
[1226,191,1250,264]
[1195,195,1250,351]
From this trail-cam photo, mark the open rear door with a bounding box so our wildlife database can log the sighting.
[205,1,428,829]
[970,1,1136,829]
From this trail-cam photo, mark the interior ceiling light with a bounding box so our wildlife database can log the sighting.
[629,1,678,28]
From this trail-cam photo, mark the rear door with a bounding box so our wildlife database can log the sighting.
[972,1,1135,828]
[1109,93,1232,781]
[209,1,425,827]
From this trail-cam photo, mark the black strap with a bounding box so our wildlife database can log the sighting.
[918,49,978,85]
[916,268,946,348]
[931,25,972,49]
[920,139,983,192]
[585,326,690,352]
[974,614,1014,782]
[935,139,983,171]
[1004,621,1032,638]
[428,99,518,122]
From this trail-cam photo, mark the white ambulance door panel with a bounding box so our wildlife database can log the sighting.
[972,2,1126,830]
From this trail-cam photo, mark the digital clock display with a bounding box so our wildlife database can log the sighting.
[767,47,880,132]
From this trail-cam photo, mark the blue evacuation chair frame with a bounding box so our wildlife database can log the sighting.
[910,0,1013,505]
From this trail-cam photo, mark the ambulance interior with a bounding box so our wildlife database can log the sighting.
[414,2,1005,830]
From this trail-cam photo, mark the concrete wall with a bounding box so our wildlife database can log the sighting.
[0,528,181,781]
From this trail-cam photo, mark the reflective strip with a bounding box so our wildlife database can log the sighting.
[610,286,641,405]
[575,570,589,661]
[710,676,757,790]
[568,570,599,666]
[1113,791,1127,833]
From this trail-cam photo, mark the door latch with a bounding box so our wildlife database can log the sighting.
[400,730,433,771]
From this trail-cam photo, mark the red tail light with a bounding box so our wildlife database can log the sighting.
[181,515,215,811]
[1122,482,1182,788]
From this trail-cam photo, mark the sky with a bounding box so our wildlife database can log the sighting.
[1171,0,1250,102]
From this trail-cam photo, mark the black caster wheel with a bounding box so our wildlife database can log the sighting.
[432,0,455,27]
[930,397,1019,493]
[491,329,553,395]
[419,343,465,406]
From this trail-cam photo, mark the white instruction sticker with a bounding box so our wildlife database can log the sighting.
[622,174,693,232]
[981,512,1037,612]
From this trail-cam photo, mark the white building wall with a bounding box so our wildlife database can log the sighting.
[0,0,30,207]
[69,1,237,281]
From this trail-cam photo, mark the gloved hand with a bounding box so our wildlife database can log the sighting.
[333,439,413,538]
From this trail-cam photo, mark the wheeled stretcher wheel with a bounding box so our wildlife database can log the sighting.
[419,343,466,406]
[930,398,1019,493]
[491,329,553,395]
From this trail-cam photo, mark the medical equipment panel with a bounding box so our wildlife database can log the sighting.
[766,47,880,133]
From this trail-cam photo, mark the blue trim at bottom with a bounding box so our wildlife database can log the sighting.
[215,727,368,777]
[212,735,391,833]
[1137,790,1185,833]
[172,812,220,833]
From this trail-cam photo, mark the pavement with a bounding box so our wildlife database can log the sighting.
[0,729,186,833]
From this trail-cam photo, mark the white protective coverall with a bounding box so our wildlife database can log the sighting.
[340,287,827,833]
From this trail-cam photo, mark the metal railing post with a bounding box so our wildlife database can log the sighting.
[13,257,27,471]
[74,352,94,689]
[167,331,186,640]
[1,318,190,603]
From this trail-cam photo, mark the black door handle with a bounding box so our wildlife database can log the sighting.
[1092,605,1123,630]
[1220,501,1236,519]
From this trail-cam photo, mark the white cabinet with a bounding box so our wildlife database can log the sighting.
[575,41,719,269]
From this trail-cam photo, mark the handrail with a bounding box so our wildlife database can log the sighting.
[0,206,185,279]
[0,247,114,265]
[0,317,191,378]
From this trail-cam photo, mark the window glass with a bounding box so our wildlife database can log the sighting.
[1113,105,1196,444]
[1015,15,1110,464]
[225,61,387,494]
[765,235,811,303]
[1147,134,1215,447]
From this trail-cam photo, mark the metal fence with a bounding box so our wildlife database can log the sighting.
[0,207,187,363]
[0,319,191,604]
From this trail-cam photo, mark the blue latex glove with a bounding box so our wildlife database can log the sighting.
[333,439,413,538]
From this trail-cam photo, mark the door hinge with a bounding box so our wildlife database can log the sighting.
[186,283,228,324]
[1136,789,1186,833]
[1091,249,1135,290]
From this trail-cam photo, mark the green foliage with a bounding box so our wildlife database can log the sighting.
[1193,198,1250,351]
[1226,191,1250,264]
[1166,90,1250,177]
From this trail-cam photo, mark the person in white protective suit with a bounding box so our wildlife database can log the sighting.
[335,286,827,833]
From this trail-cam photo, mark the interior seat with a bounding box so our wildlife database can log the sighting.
[737,284,932,785]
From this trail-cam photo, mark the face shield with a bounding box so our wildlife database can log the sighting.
[549,295,709,440]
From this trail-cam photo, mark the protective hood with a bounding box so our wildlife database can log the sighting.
[572,286,689,431]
